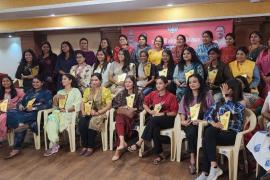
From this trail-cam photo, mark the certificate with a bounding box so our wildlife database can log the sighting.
[208,69,218,84]
[189,103,201,121]
[0,99,8,112]
[58,95,68,109]
[219,111,231,130]
[144,63,151,77]
[185,70,194,82]
[26,98,36,109]
[126,94,135,108]
[154,103,162,113]
[159,69,168,77]
[117,73,127,82]
[84,101,93,116]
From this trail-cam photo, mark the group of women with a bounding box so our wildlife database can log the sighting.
[0,29,270,180]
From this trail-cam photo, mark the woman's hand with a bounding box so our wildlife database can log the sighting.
[220,83,231,95]
[179,82,187,87]
[181,120,191,126]
[211,122,223,129]
[60,108,66,112]
[18,104,25,111]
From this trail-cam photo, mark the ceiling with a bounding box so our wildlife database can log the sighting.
[0,0,247,20]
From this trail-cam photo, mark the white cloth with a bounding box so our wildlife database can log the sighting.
[247,131,270,171]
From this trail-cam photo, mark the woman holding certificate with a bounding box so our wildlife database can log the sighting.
[5,76,52,158]
[111,75,144,161]
[179,74,214,174]
[78,73,112,157]
[137,50,156,95]
[128,76,178,165]
[205,48,233,102]
[0,76,25,147]
[44,74,82,157]
[196,79,245,180]
[109,49,136,94]
[173,47,205,102]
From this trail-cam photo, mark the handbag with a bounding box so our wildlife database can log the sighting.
[116,107,136,119]
[89,114,107,131]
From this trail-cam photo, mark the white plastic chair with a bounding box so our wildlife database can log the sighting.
[109,108,140,151]
[101,111,109,151]
[7,109,47,150]
[216,108,256,180]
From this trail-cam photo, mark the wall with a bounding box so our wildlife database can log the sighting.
[0,37,22,78]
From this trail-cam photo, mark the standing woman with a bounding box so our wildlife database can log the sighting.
[229,47,260,91]
[0,76,24,147]
[205,48,233,102]
[148,35,164,66]
[92,50,111,88]
[132,34,151,65]
[173,47,204,102]
[55,41,77,90]
[109,49,136,94]
[156,49,175,94]
[196,30,219,64]
[112,75,144,161]
[78,38,96,66]
[70,50,92,92]
[38,41,58,94]
[128,76,178,165]
[98,38,113,62]
[44,74,82,156]
[220,33,237,64]
[15,49,39,92]
[248,31,266,62]
[79,73,112,157]
[172,34,188,65]
[179,74,214,174]
[137,50,156,95]
[256,36,270,98]
[113,34,134,62]
[6,76,52,158]
[196,79,245,180]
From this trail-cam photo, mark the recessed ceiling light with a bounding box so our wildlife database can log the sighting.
[8,35,12,38]
[50,14,55,17]
[167,3,173,7]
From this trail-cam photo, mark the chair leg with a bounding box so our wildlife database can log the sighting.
[33,133,40,150]
[109,128,114,151]
[44,127,48,150]
[242,148,249,174]
[196,146,200,173]
[227,152,233,180]
[256,163,259,178]
[170,134,175,161]
[176,138,183,163]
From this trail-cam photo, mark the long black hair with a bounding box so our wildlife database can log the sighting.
[119,48,131,72]
[93,50,109,73]
[60,41,74,57]
[184,74,208,109]
[159,49,174,72]
[40,41,54,57]
[19,49,38,67]
[178,47,202,71]
[0,76,17,100]
[138,34,148,46]
[62,73,78,88]
[235,76,250,93]
[123,75,139,103]
[98,38,113,58]
[225,78,243,103]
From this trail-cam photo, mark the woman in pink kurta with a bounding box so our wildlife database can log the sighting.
[256,37,270,99]
[0,76,24,146]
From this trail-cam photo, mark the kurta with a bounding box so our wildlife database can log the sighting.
[70,64,92,92]
[0,89,24,141]
[148,49,163,65]
[248,45,266,62]
[45,88,82,147]
[6,88,52,133]
[220,46,237,64]
[137,62,156,89]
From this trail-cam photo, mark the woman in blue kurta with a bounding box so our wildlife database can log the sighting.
[55,41,77,90]
[5,76,52,158]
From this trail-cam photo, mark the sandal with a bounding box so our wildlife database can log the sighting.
[112,147,126,162]
[79,148,87,156]
[5,150,20,159]
[153,155,165,165]
[127,144,141,152]
[84,149,94,157]
[189,163,196,175]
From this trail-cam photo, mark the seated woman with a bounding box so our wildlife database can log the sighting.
[205,48,233,102]
[156,49,176,94]
[196,79,245,180]
[6,76,52,158]
[112,75,144,161]
[229,47,260,92]
[109,49,136,94]
[179,74,214,174]
[92,50,111,88]
[173,47,204,102]
[137,50,156,95]
[79,73,112,157]
[44,74,82,156]
[70,50,92,92]
[128,76,178,164]
[0,76,25,147]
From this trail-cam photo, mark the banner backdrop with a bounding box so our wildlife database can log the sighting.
[121,20,233,49]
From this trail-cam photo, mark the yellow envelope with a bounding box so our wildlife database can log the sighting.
[26,98,36,109]
[154,103,162,113]
[70,70,76,77]
[144,63,151,77]
[0,99,8,112]
[126,94,135,108]
[31,66,39,76]
[58,95,68,109]
[208,69,218,84]
[189,103,201,121]
[185,69,194,82]
[84,101,93,116]
[241,74,247,78]
[117,73,127,82]
[219,111,231,130]
[159,69,168,77]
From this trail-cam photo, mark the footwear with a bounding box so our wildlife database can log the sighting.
[127,143,141,152]
[153,155,165,165]
[4,150,20,159]
[196,173,208,180]
[43,145,60,157]
[112,147,126,161]
[189,163,196,175]
[207,167,223,180]
[79,149,87,156]
[84,150,94,157]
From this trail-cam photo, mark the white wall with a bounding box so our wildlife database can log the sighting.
[0,37,22,79]
[47,32,101,55]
